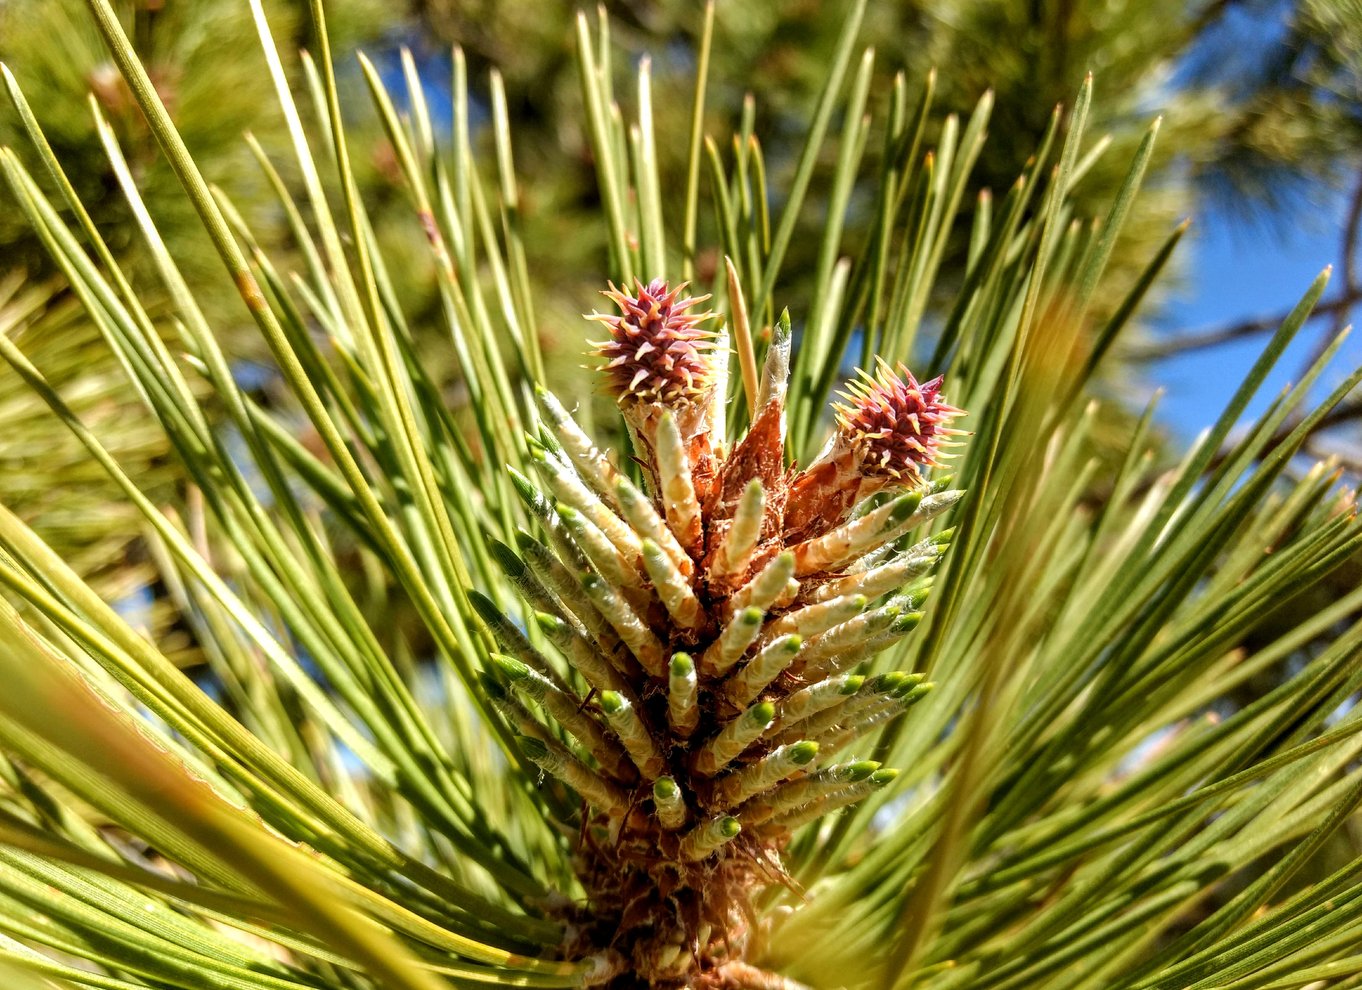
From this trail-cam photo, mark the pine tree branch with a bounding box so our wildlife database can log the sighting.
[1141,170,1362,364]
[1298,168,1362,376]
[1134,285,1362,359]
[1199,399,1362,479]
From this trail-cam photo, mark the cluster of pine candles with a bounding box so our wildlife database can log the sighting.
[477,279,965,983]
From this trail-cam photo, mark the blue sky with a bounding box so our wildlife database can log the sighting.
[1152,185,1361,443]
[1151,0,1360,446]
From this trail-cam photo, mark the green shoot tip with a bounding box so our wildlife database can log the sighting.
[490,654,530,679]
[466,589,501,621]
[888,490,925,524]
[872,672,909,693]
[506,468,538,500]
[486,539,524,572]
[891,611,923,633]
[477,672,506,699]
[789,741,819,764]
[533,611,565,633]
[845,761,881,781]
[901,682,934,703]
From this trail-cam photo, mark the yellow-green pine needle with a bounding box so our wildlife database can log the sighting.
[713,740,819,807]
[726,256,759,413]
[599,690,666,780]
[652,776,687,830]
[723,634,803,709]
[709,321,731,455]
[694,701,776,776]
[678,815,741,861]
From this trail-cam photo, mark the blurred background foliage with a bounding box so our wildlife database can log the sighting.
[415,0,1358,326]
[0,0,1359,626]
[0,0,394,628]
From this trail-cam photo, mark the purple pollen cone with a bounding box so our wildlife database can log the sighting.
[590,278,718,404]
[834,360,966,480]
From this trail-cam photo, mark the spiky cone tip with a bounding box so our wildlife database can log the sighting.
[590,277,719,405]
[786,359,965,542]
[589,278,726,521]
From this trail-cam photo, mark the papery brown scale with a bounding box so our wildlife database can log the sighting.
[702,400,790,590]
[783,453,884,545]
[705,401,787,528]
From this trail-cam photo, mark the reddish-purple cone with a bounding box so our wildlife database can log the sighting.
[834,361,964,480]
[590,278,717,404]
[785,361,964,541]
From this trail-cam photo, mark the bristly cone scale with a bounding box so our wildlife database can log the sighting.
[491,280,966,987]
